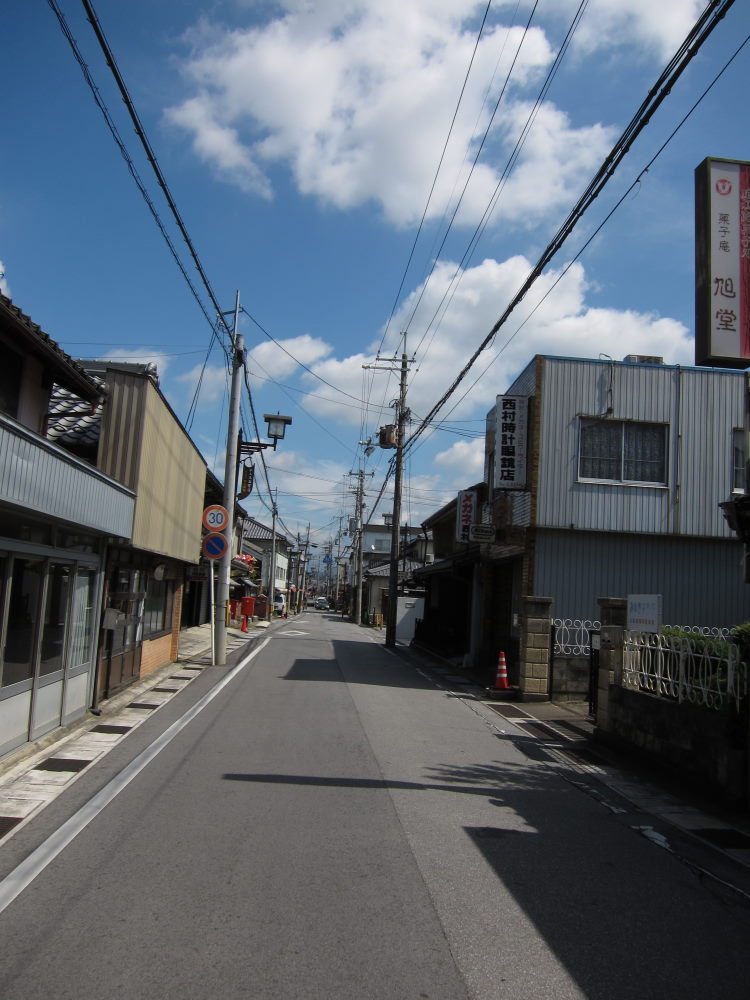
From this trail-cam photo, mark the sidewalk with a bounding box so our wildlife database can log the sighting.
[0,621,259,844]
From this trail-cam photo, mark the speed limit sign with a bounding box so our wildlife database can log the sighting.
[202,504,229,532]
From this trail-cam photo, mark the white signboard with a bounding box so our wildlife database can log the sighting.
[469,524,496,542]
[456,490,477,542]
[695,157,750,368]
[627,594,662,633]
[494,395,528,490]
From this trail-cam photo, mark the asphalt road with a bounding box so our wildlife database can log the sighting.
[1,612,750,999]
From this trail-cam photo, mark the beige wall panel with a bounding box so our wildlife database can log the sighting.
[131,382,205,562]
[97,373,146,488]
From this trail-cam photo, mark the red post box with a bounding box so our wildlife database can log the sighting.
[241,596,256,618]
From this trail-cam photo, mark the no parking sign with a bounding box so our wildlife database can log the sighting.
[202,532,229,560]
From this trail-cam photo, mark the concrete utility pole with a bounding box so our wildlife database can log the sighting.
[349,469,370,625]
[267,491,278,618]
[215,292,243,666]
[385,348,409,648]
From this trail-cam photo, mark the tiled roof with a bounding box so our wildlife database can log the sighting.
[46,361,158,449]
[0,293,101,401]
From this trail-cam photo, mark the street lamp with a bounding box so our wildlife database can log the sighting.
[239,413,293,458]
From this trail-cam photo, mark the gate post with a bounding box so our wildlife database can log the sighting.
[596,597,627,734]
[518,596,553,701]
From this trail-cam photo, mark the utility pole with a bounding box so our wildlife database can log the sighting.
[268,490,278,618]
[349,469,371,625]
[385,347,409,647]
[215,292,243,666]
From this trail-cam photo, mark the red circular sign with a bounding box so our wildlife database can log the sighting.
[202,504,229,532]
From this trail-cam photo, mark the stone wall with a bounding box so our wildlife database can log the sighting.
[604,686,748,805]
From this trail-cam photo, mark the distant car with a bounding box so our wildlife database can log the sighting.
[314,597,329,610]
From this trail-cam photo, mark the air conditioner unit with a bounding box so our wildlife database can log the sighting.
[623,354,663,365]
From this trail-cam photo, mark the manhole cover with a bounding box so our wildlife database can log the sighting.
[517,720,565,742]
[34,757,92,773]
[488,704,528,718]
[0,816,22,838]
[91,724,132,735]
[127,702,159,710]
[694,828,750,850]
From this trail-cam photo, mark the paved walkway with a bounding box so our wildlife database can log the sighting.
[0,622,261,844]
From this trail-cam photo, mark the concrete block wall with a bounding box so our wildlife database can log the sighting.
[519,595,553,699]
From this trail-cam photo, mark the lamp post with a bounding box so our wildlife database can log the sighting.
[214,300,293,663]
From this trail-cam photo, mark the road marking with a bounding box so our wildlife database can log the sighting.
[278,630,309,637]
[0,637,272,916]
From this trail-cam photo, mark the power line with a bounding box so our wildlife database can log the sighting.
[404,0,737,457]
[48,0,228,362]
[79,0,235,351]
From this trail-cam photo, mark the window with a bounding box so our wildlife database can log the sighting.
[579,418,667,485]
[733,428,746,494]
[142,578,173,638]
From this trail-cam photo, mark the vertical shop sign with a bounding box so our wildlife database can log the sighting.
[456,490,477,542]
[494,395,528,490]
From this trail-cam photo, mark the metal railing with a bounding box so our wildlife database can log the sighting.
[552,619,600,655]
[622,631,747,710]
[553,619,732,657]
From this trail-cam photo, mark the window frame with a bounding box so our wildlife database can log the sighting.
[732,427,746,494]
[578,417,669,487]
[141,577,174,640]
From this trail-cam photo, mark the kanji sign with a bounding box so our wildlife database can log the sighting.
[456,490,477,542]
[695,157,750,368]
[202,505,229,532]
[494,395,528,490]
[202,531,229,560]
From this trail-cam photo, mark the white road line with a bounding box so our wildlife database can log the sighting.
[0,637,271,915]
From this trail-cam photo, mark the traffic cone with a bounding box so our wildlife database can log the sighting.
[241,615,247,633]
[494,651,509,690]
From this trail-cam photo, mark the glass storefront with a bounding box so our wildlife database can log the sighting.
[0,545,101,753]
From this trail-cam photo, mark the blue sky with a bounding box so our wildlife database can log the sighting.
[2,1,749,548]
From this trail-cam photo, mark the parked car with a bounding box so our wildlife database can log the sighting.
[314,597,329,610]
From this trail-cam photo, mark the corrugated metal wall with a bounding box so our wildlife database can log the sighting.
[535,528,749,628]
[97,371,146,489]
[0,418,134,537]
[131,382,205,562]
[537,358,744,538]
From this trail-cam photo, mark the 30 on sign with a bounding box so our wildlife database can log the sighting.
[202,505,229,532]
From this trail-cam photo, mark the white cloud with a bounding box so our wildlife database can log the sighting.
[174,362,229,405]
[299,253,692,435]
[561,0,706,58]
[164,1,708,227]
[164,3,633,226]
[248,334,332,379]
[433,437,486,485]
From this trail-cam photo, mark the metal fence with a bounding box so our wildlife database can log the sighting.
[622,630,747,710]
[552,619,600,655]
[553,619,732,657]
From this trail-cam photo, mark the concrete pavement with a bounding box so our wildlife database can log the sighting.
[2,613,750,882]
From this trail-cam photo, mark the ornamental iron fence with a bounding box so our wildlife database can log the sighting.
[622,630,747,711]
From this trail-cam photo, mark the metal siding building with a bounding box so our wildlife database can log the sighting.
[531,357,747,627]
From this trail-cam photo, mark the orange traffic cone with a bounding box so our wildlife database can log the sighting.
[494,651,509,690]
[241,615,247,633]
